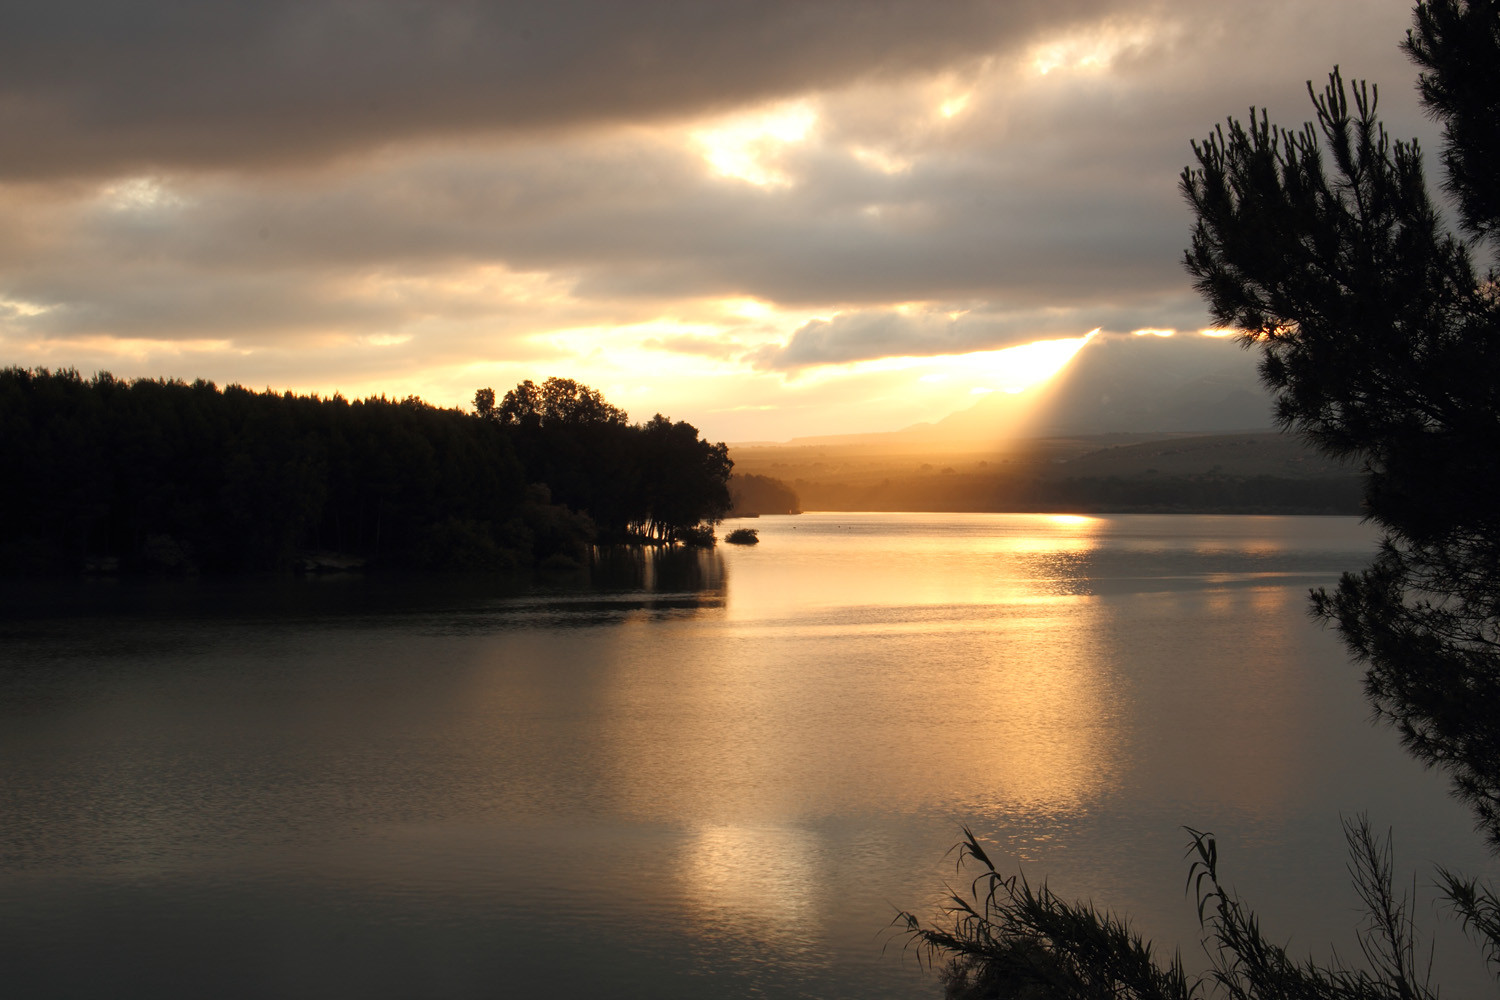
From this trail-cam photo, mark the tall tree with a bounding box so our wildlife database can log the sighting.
[1183,0,1500,849]
[902,2,1500,994]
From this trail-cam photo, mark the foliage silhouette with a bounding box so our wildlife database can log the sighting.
[1184,3,1500,850]
[0,368,540,573]
[899,820,1437,1000]
[474,378,732,546]
[1,369,729,574]
[897,826,1193,1000]
[902,0,1500,994]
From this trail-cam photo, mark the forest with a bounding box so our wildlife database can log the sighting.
[0,369,733,575]
[726,472,803,515]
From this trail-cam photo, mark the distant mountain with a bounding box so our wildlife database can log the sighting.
[1051,431,1354,480]
[729,429,1361,515]
[726,334,1353,514]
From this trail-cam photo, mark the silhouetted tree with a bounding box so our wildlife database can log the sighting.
[1408,0,1500,242]
[903,1,1500,994]
[0,369,546,573]
[473,386,496,419]
[632,413,733,543]
[491,377,628,428]
[474,379,731,545]
[1184,3,1500,850]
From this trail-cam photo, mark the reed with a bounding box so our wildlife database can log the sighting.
[896,818,1441,999]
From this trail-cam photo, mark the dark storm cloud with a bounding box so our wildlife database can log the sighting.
[0,0,1126,179]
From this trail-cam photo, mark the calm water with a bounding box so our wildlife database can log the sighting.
[2,513,1496,998]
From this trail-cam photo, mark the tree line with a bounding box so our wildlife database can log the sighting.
[0,369,731,575]
[727,472,803,515]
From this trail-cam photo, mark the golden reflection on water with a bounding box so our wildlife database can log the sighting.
[676,824,820,947]
[1166,580,1316,814]
[591,514,1126,839]
[722,514,1105,618]
[572,511,1382,892]
[1192,536,1287,557]
[11,514,1448,998]
[409,513,1373,898]
[956,600,1125,814]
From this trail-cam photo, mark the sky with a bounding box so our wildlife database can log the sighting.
[0,0,1435,442]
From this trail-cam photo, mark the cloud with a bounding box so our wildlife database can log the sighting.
[757,309,1043,369]
[0,0,1130,180]
[642,334,745,359]
[754,297,1215,370]
[0,0,1438,441]
[0,104,1225,349]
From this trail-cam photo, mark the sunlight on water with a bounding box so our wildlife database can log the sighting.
[678,825,820,947]
[2,513,1495,998]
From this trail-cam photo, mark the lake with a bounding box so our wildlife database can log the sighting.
[2,513,1495,998]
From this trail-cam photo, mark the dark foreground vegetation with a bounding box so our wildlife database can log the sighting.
[0,371,731,575]
[901,1,1500,996]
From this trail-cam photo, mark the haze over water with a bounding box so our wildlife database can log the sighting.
[2,513,1494,998]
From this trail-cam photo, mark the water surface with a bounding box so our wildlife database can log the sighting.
[2,514,1494,997]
